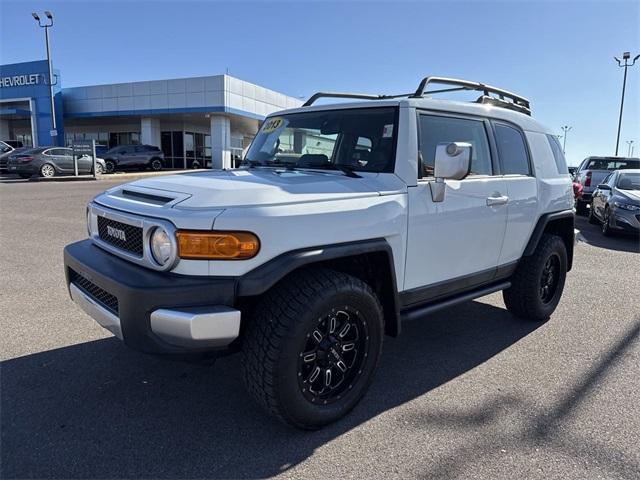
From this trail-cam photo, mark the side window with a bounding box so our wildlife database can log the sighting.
[602,173,613,186]
[418,114,493,178]
[135,145,146,153]
[494,123,531,175]
[547,134,568,175]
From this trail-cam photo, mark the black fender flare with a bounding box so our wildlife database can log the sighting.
[236,238,402,335]
[523,209,575,271]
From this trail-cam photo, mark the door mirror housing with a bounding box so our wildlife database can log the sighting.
[597,183,611,190]
[434,142,472,180]
[430,142,472,202]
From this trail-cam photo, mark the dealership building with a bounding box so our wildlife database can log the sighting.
[0,60,302,168]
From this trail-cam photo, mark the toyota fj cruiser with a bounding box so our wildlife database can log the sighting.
[64,76,574,429]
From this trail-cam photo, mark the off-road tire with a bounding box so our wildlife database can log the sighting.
[503,234,567,322]
[241,268,384,430]
[575,200,588,216]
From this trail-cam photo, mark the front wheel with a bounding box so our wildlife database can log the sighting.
[94,163,104,175]
[241,268,384,430]
[104,160,116,174]
[149,158,163,171]
[503,234,567,322]
[601,207,614,236]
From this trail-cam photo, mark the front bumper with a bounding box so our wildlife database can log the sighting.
[64,239,241,356]
[611,209,640,233]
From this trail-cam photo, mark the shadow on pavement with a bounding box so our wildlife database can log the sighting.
[2,300,541,479]
[575,215,640,253]
[410,319,640,480]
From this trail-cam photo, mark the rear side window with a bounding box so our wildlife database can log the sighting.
[547,134,568,174]
[418,114,493,177]
[494,123,531,175]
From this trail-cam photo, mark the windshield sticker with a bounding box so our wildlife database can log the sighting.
[382,124,394,138]
[261,117,285,134]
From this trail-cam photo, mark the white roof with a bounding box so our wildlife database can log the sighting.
[276,96,551,134]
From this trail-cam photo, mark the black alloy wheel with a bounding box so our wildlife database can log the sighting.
[298,308,368,405]
[539,253,560,304]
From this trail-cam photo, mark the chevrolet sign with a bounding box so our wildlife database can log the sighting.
[0,74,41,88]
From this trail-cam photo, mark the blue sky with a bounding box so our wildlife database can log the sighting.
[1,0,638,165]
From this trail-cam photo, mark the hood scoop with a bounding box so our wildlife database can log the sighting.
[119,189,175,205]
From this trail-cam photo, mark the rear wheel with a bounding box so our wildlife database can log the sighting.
[575,200,588,216]
[241,268,384,429]
[40,163,55,178]
[503,234,567,322]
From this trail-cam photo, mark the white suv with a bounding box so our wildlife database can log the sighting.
[64,76,574,429]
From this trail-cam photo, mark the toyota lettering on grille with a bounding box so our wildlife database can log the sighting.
[106,225,127,241]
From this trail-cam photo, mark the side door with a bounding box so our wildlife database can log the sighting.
[596,173,615,217]
[44,148,71,172]
[403,112,508,305]
[73,148,94,173]
[118,146,135,167]
[495,123,539,266]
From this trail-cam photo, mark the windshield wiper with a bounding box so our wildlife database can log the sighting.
[316,164,362,178]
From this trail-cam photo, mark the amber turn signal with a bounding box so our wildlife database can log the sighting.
[176,231,260,260]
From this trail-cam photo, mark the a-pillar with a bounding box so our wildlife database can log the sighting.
[140,118,161,147]
[210,115,231,169]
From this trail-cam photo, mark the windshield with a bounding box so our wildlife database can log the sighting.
[244,107,398,173]
[585,158,640,170]
[617,173,640,190]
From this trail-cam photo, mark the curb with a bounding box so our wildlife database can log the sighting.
[26,169,208,183]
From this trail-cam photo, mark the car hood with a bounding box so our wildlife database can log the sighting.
[113,168,404,209]
[616,189,640,203]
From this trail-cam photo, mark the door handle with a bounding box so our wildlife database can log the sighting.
[486,194,509,206]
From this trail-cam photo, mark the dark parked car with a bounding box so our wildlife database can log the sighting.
[6,147,106,178]
[589,169,640,235]
[102,144,164,173]
[0,140,27,171]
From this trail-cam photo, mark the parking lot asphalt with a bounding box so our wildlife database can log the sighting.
[1,177,639,480]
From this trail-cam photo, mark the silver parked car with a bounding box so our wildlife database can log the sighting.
[573,156,640,215]
[589,169,640,235]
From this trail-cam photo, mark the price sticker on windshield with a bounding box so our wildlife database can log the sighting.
[261,117,285,133]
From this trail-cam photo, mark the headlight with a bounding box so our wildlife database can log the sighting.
[176,231,260,260]
[150,227,173,266]
[613,201,640,211]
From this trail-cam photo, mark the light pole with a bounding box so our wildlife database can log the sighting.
[627,140,635,157]
[614,51,640,156]
[560,125,572,154]
[32,11,57,145]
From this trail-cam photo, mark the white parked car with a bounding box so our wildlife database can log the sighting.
[64,76,574,429]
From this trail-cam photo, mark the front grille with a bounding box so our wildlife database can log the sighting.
[97,216,143,256]
[69,269,119,314]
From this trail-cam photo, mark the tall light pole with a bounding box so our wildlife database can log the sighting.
[614,51,640,156]
[32,11,57,145]
[560,125,572,154]
[627,140,635,157]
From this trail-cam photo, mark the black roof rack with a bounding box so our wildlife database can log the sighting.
[302,76,531,116]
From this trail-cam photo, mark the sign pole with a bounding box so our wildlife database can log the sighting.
[92,140,97,179]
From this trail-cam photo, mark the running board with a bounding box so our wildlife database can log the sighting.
[400,281,511,322]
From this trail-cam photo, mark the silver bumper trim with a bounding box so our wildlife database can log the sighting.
[69,283,123,340]
[150,307,241,348]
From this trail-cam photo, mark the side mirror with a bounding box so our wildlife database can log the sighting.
[597,184,611,190]
[430,142,472,202]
